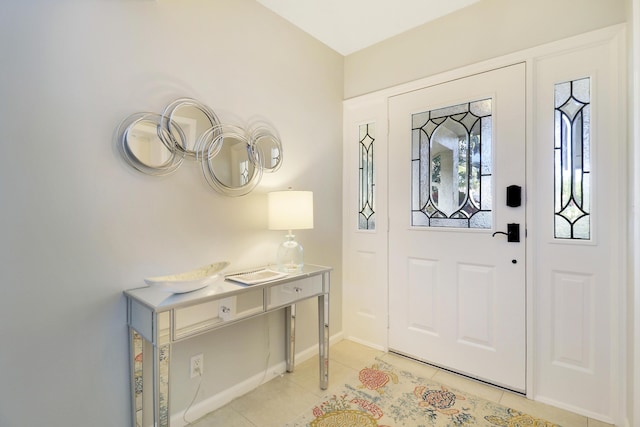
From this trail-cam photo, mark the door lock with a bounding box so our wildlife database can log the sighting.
[492,223,520,242]
[506,185,522,207]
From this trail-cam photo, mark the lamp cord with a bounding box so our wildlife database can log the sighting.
[181,317,272,425]
[182,374,202,426]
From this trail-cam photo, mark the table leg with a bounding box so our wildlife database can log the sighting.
[285,304,296,372]
[129,328,141,427]
[318,293,329,389]
[153,344,161,427]
[153,343,171,427]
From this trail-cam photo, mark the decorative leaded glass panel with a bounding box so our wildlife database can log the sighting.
[411,99,492,229]
[554,77,590,240]
[358,123,375,230]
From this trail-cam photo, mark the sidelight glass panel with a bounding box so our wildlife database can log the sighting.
[554,77,591,240]
[358,123,375,230]
[411,99,492,229]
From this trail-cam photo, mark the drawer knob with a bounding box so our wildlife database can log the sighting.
[220,306,231,314]
[294,287,303,293]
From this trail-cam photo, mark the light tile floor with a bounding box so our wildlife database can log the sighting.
[189,340,614,427]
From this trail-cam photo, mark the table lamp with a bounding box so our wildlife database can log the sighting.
[268,189,314,272]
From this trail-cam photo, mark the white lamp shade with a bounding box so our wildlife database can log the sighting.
[268,190,314,230]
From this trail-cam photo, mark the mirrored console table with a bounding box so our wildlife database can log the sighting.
[124,264,331,427]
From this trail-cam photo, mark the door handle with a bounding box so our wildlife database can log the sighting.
[492,223,520,242]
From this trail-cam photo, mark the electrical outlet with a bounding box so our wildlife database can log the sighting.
[190,354,204,378]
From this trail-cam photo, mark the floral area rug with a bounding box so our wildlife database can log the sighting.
[286,359,559,427]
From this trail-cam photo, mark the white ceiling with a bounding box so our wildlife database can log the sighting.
[255,0,481,55]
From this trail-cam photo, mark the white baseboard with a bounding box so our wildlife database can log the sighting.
[171,360,287,427]
[342,335,386,351]
[533,395,615,425]
[170,331,344,427]
[294,331,344,361]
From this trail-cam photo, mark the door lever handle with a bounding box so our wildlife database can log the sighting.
[492,223,520,242]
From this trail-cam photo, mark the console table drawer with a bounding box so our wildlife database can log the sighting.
[174,287,264,340]
[266,275,323,309]
[218,288,264,322]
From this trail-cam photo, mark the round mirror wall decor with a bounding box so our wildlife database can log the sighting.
[249,124,283,173]
[116,112,186,176]
[199,124,263,197]
[161,98,221,160]
[116,98,283,196]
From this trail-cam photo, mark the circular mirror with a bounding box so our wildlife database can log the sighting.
[161,98,220,159]
[117,112,185,176]
[250,125,283,172]
[199,125,263,196]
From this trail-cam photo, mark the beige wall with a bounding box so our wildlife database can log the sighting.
[0,1,343,425]
[345,0,627,98]
[626,0,640,425]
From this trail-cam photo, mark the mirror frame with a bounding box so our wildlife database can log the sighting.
[199,125,263,197]
[117,112,186,176]
[161,98,221,160]
[249,124,283,173]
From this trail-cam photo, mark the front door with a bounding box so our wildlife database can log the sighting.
[388,63,526,392]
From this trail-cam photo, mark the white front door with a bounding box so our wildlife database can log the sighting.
[388,63,526,392]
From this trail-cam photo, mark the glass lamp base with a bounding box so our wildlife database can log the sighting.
[276,234,304,273]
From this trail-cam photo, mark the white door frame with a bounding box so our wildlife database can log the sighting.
[342,24,627,425]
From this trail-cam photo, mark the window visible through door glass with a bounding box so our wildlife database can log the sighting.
[411,99,492,229]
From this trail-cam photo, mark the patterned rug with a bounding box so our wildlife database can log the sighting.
[286,359,560,427]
